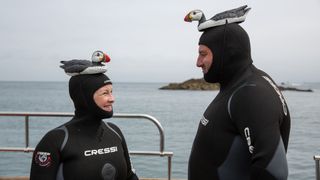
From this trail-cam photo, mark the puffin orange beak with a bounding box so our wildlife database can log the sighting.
[184,13,192,22]
[103,53,111,63]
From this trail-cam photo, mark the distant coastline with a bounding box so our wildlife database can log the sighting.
[160,78,313,92]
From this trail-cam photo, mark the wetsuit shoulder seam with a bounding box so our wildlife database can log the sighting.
[227,83,256,121]
[55,126,68,152]
[103,122,123,142]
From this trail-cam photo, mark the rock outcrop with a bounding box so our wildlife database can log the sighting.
[278,86,313,92]
[159,78,220,90]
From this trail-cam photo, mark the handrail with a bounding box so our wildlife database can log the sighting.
[0,112,173,180]
[315,155,320,180]
[111,113,165,153]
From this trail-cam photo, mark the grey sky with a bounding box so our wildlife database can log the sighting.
[1,0,320,83]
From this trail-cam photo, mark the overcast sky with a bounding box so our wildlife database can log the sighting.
[1,0,320,83]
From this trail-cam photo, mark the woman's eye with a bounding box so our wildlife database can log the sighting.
[103,90,113,95]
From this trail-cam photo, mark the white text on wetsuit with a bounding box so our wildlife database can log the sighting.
[84,146,118,156]
[244,127,254,154]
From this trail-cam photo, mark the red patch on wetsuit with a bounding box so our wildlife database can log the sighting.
[35,151,52,167]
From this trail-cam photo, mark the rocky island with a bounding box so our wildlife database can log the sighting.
[159,78,220,91]
[278,83,313,92]
[160,78,313,92]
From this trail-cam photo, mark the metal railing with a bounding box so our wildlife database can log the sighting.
[0,112,173,180]
[315,155,320,180]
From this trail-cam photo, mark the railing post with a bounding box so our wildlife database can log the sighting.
[168,155,172,180]
[25,115,29,148]
[315,155,320,180]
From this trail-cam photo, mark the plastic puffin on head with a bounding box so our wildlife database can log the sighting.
[60,50,111,76]
[184,5,251,31]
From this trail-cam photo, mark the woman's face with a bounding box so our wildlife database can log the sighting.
[93,84,114,112]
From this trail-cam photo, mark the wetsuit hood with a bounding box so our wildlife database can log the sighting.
[69,74,113,120]
[199,23,253,87]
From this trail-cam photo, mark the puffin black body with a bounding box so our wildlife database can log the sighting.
[211,5,251,21]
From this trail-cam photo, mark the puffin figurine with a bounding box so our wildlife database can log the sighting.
[184,5,251,31]
[60,50,111,76]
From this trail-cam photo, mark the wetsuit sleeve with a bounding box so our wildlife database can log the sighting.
[229,85,288,180]
[30,129,65,180]
[108,123,139,180]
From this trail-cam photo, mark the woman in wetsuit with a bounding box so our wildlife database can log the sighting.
[30,65,138,180]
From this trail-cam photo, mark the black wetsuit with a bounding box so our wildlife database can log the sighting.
[30,74,138,180]
[30,119,137,180]
[188,24,290,180]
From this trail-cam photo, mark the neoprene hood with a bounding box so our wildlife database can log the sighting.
[69,73,113,119]
[199,23,253,86]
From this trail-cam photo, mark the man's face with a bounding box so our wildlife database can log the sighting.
[197,45,213,74]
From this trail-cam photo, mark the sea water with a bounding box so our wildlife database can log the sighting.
[0,81,319,179]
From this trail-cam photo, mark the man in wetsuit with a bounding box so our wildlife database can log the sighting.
[188,19,291,180]
[30,72,139,180]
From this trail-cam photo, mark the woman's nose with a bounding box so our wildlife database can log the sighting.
[109,95,115,103]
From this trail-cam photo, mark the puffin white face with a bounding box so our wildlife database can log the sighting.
[184,10,203,22]
[92,51,104,63]
[91,50,110,63]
